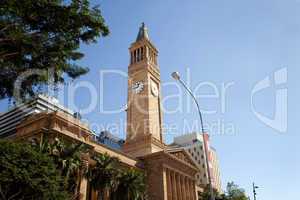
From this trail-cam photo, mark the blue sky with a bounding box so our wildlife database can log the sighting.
[1,0,300,199]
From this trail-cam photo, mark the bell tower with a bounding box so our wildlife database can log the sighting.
[123,23,164,158]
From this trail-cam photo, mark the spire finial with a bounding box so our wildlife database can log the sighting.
[136,22,149,42]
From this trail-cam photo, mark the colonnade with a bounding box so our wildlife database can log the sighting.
[166,168,196,200]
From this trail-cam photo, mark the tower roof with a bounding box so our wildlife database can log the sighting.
[136,22,149,42]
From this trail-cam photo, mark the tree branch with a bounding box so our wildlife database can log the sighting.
[0,52,19,59]
[7,190,21,200]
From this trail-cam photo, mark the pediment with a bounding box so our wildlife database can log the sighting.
[167,148,198,169]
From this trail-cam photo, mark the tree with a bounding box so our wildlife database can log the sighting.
[111,169,146,200]
[200,182,248,200]
[87,153,120,200]
[199,185,222,200]
[0,139,68,200]
[0,0,109,100]
[38,137,89,196]
[226,182,248,200]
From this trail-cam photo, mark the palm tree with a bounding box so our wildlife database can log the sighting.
[37,137,88,197]
[87,153,120,200]
[111,169,145,200]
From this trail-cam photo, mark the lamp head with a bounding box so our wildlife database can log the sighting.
[171,72,180,80]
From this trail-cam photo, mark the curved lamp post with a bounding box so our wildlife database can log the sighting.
[171,71,215,200]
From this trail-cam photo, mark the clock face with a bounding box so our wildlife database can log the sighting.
[151,80,159,97]
[132,81,144,94]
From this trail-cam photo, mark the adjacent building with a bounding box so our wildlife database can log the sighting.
[171,132,222,193]
[0,94,74,138]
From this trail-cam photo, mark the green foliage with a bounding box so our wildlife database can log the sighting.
[111,169,146,200]
[87,153,120,199]
[0,137,145,200]
[0,0,109,100]
[200,182,248,200]
[200,185,221,200]
[226,182,248,200]
[38,137,89,194]
[87,153,146,200]
[0,139,68,200]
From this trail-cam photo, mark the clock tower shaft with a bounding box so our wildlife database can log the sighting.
[123,23,164,158]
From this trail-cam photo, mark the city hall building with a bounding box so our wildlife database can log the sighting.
[0,24,221,200]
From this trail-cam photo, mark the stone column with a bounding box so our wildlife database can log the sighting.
[79,177,88,200]
[192,180,195,200]
[185,177,190,200]
[189,180,195,200]
[91,190,98,200]
[163,168,168,200]
[79,154,89,200]
[171,171,177,200]
[167,169,172,200]
[176,174,182,200]
[181,176,186,200]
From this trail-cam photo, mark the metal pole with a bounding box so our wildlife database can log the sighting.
[177,78,215,200]
[253,183,258,200]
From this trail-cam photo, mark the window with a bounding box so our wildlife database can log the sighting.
[141,47,144,60]
[137,49,140,62]
[134,51,137,63]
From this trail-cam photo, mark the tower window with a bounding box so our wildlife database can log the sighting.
[137,48,140,62]
[141,47,144,60]
[134,50,137,63]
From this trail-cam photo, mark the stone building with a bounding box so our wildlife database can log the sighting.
[0,23,220,200]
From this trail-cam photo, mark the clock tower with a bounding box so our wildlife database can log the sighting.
[123,23,164,158]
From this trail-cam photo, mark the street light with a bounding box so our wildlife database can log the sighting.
[171,71,215,200]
